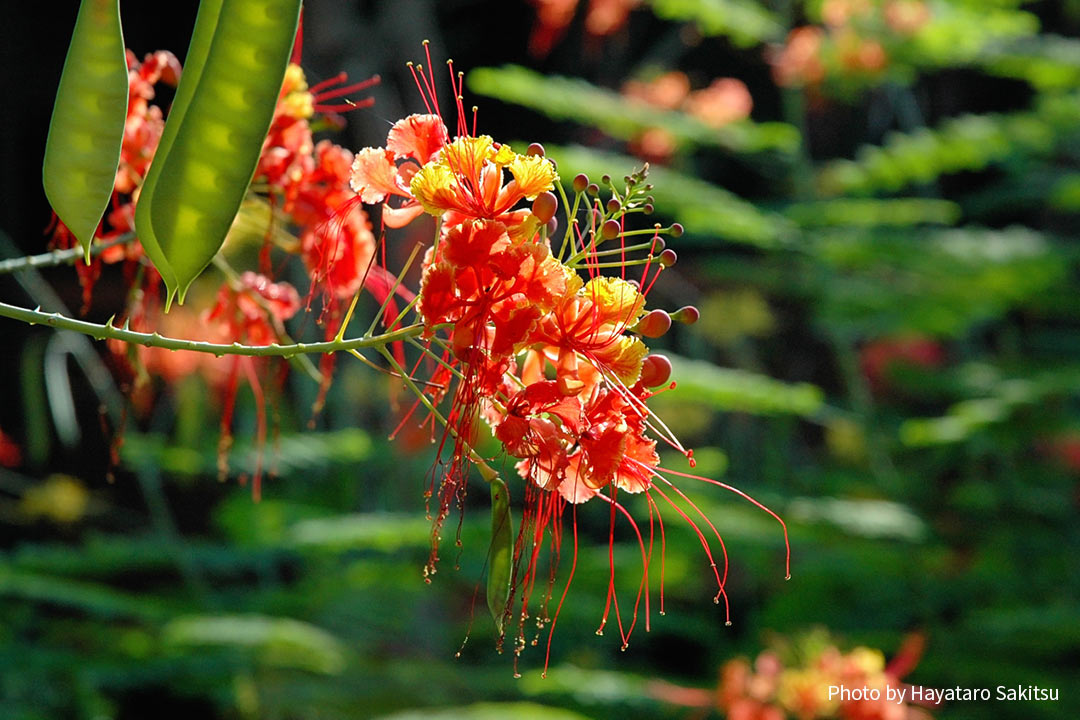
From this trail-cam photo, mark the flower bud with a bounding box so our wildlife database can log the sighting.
[546,217,559,237]
[635,309,672,338]
[601,219,621,240]
[644,203,654,215]
[658,248,677,267]
[526,142,545,157]
[671,305,700,325]
[532,191,558,224]
[651,237,666,253]
[586,183,600,196]
[573,173,589,194]
[639,354,673,388]
[606,198,621,213]
[669,223,684,237]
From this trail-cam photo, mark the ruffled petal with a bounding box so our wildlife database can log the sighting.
[386,113,449,163]
[350,148,402,204]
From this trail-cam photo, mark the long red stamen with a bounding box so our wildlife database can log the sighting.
[313,75,380,102]
[543,503,578,677]
[595,491,651,644]
[646,491,667,615]
[657,465,791,580]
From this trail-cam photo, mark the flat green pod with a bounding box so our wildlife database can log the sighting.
[487,477,514,635]
[142,0,302,307]
[43,0,129,262]
[135,0,226,297]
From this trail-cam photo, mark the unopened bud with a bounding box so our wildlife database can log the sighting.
[586,183,600,196]
[635,309,672,338]
[601,219,621,240]
[671,305,700,325]
[644,203,654,215]
[601,174,611,185]
[606,198,620,213]
[669,223,684,238]
[526,142,545,157]
[652,237,666,253]
[658,248,677,267]
[532,191,558,224]
[546,217,559,236]
[573,173,589,193]
[639,354,673,388]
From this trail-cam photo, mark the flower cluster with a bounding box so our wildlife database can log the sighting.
[769,0,931,90]
[49,43,791,669]
[621,70,754,162]
[350,58,789,671]
[528,0,639,57]
[710,632,933,720]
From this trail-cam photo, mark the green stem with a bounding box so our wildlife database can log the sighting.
[0,300,429,358]
[0,234,136,275]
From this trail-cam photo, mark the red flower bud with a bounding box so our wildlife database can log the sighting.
[532,191,558,224]
[671,305,700,325]
[640,354,673,387]
[636,309,672,338]
[601,219,621,240]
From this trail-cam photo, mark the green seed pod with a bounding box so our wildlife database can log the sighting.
[43,0,129,262]
[136,0,226,296]
[140,0,302,307]
[487,477,514,636]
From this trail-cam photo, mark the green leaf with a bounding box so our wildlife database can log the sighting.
[816,96,1080,196]
[0,564,169,622]
[783,198,962,228]
[469,65,799,156]
[375,703,596,720]
[139,0,302,307]
[656,354,826,418]
[543,144,794,247]
[487,477,513,636]
[42,0,128,261]
[644,0,783,46]
[162,614,347,674]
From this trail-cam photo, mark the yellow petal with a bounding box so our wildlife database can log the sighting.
[508,153,557,200]
[409,161,456,216]
[582,276,645,328]
[441,135,495,181]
